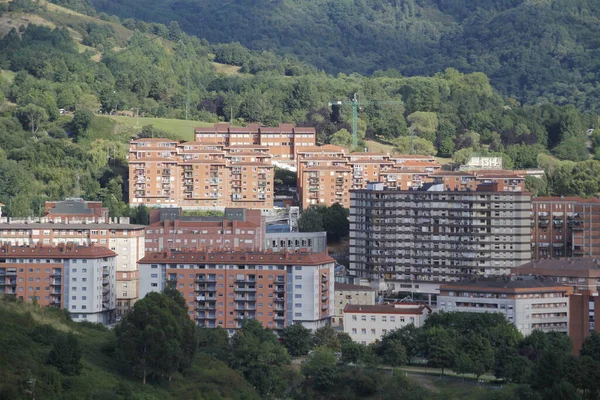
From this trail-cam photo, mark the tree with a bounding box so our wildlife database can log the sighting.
[393,136,436,155]
[424,326,457,375]
[71,109,94,139]
[381,339,408,367]
[329,128,353,149]
[197,326,229,362]
[19,103,48,136]
[458,333,495,380]
[580,331,600,359]
[115,290,197,383]
[452,147,473,165]
[302,346,338,391]
[320,203,349,242]
[297,207,324,232]
[280,323,313,357]
[313,325,341,351]
[229,319,290,397]
[46,332,82,376]
[407,111,438,143]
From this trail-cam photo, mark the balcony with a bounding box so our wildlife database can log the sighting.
[235,277,256,283]
[274,315,285,321]
[195,277,217,283]
[274,286,285,293]
[274,297,285,303]
[50,279,61,286]
[234,286,257,292]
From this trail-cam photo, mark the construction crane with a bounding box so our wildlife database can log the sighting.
[328,93,405,150]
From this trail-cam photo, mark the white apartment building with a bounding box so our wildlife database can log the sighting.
[0,219,145,316]
[332,282,376,327]
[438,278,573,335]
[343,303,431,344]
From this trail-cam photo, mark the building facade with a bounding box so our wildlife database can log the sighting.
[343,303,431,344]
[0,219,145,316]
[332,283,376,327]
[194,123,316,160]
[569,291,600,354]
[265,231,327,253]
[138,250,335,332]
[349,183,532,294]
[0,243,117,324]
[129,138,274,209]
[438,279,573,336]
[516,258,600,293]
[45,198,109,222]
[145,208,265,253]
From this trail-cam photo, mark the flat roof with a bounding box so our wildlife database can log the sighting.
[440,279,572,292]
[335,282,375,291]
[344,303,430,315]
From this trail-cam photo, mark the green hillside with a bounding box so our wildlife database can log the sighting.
[107,115,212,141]
[86,0,600,111]
[0,296,258,400]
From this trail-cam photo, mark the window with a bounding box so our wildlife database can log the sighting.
[382,316,387,322]
[352,315,357,321]
[361,328,366,334]
[361,315,367,321]
[371,316,376,322]
[151,283,158,287]
[151,274,158,278]
[295,303,302,308]
[352,328,357,334]
[371,329,376,335]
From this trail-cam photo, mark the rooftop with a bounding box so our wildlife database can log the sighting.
[334,282,375,291]
[516,258,600,277]
[0,222,145,230]
[0,243,117,259]
[343,303,431,315]
[140,250,334,265]
[440,278,572,292]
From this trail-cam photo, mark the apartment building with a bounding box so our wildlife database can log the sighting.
[347,153,395,190]
[343,303,431,344]
[145,208,265,253]
[378,168,432,190]
[0,243,117,324]
[138,250,335,332]
[265,231,327,253]
[569,291,600,354]
[332,282,376,327]
[516,258,600,293]
[349,182,532,295]
[530,197,600,259]
[194,123,316,160]
[438,279,573,336]
[429,170,526,192]
[129,138,274,209]
[0,218,145,316]
[45,198,109,222]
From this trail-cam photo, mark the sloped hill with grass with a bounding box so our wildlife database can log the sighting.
[0,296,258,400]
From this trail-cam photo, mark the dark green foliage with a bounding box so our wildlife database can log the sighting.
[298,204,349,242]
[228,319,290,397]
[71,109,94,139]
[280,323,313,357]
[302,346,339,392]
[197,326,229,362]
[46,333,82,376]
[115,290,197,383]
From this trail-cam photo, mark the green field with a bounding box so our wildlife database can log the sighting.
[106,115,214,141]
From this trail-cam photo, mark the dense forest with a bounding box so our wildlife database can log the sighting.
[78,0,600,111]
[0,0,600,216]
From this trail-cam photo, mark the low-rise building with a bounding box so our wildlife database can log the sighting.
[0,243,117,324]
[332,283,376,327]
[516,258,600,293]
[44,198,109,222]
[265,231,327,253]
[343,303,431,344]
[138,249,335,332]
[438,279,573,336]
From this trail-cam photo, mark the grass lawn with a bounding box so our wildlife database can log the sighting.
[399,365,496,382]
[106,115,214,141]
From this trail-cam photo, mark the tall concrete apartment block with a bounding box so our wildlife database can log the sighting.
[0,215,145,316]
[0,244,117,324]
[531,197,600,259]
[349,183,532,294]
[138,250,335,332]
[129,139,274,209]
[194,123,316,160]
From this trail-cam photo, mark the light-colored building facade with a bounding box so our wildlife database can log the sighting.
[129,139,274,209]
[0,219,145,316]
[265,231,327,253]
[349,183,532,295]
[138,250,335,332]
[332,283,376,327]
[0,243,117,324]
[438,279,573,336]
[194,123,316,160]
[343,303,431,344]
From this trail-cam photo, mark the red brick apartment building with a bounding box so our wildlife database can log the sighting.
[194,123,316,160]
[145,208,265,253]
[0,243,117,324]
[45,198,109,222]
[138,250,335,332]
[429,170,526,192]
[129,138,274,209]
[531,197,600,259]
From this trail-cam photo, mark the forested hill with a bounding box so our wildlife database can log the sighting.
[83,0,600,111]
